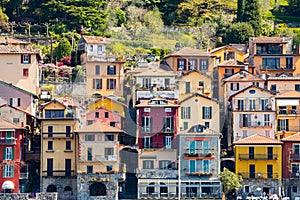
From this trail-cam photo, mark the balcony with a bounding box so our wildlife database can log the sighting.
[185,171,213,176]
[290,172,300,178]
[136,90,178,100]
[0,138,16,145]
[80,155,118,162]
[184,149,214,157]
[239,121,272,128]
[141,127,175,134]
[238,154,278,160]
[42,171,76,177]
[136,168,178,179]
[142,143,173,150]
[278,109,299,115]
[290,154,300,161]
[239,172,279,179]
[260,65,295,71]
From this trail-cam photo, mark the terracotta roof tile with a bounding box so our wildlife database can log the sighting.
[0,118,21,129]
[234,134,282,145]
[82,35,109,44]
[282,133,300,141]
[131,62,177,77]
[77,121,123,133]
[276,91,300,98]
[0,45,38,54]
[218,59,245,67]
[166,47,213,57]
[223,71,264,82]
[251,37,287,44]
[0,36,29,45]
[135,97,179,107]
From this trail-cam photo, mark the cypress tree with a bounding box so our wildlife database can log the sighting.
[237,0,245,22]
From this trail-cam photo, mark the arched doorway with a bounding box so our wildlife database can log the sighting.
[146,183,155,195]
[46,184,57,192]
[160,182,168,196]
[89,182,106,196]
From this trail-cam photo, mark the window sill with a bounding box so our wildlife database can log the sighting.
[46,150,55,152]
[64,150,73,152]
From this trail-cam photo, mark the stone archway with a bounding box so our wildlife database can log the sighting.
[89,182,106,196]
[46,184,57,192]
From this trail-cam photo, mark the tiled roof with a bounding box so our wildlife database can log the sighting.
[210,44,247,54]
[234,134,282,145]
[217,59,245,67]
[251,37,287,44]
[178,69,211,79]
[228,85,273,101]
[0,36,29,45]
[82,35,109,44]
[165,47,213,57]
[275,91,300,98]
[223,70,264,82]
[282,133,300,141]
[77,121,123,133]
[135,97,179,107]
[0,44,38,54]
[0,118,21,129]
[180,93,219,104]
[0,80,38,97]
[132,62,177,77]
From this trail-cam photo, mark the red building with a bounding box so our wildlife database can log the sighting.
[282,133,300,198]
[136,98,179,149]
[0,118,25,193]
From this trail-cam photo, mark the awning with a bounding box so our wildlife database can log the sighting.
[277,99,299,106]
[2,180,14,190]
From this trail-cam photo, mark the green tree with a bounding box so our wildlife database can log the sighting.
[220,168,242,196]
[223,22,254,44]
[237,0,245,22]
[53,38,72,62]
[288,0,300,16]
[144,7,164,33]
[242,0,262,36]
[0,7,8,31]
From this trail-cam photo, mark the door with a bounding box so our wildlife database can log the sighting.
[268,147,273,160]
[47,158,53,176]
[165,136,172,149]
[65,159,71,176]
[249,164,255,178]
[267,165,273,178]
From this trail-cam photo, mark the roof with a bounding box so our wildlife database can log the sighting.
[223,70,264,82]
[178,69,211,79]
[81,35,109,44]
[0,80,38,97]
[0,118,21,129]
[165,47,213,58]
[210,44,247,54]
[180,93,219,104]
[135,97,179,107]
[0,36,29,45]
[0,104,35,117]
[131,62,177,77]
[250,37,288,44]
[275,91,300,99]
[41,99,66,109]
[93,96,128,108]
[217,59,246,67]
[77,121,124,133]
[282,133,300,141]
[228,85,274,101]
[234,134,282,145]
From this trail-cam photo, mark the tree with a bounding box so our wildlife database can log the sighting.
[237,0,245,22]
[223,22,254,44]
[53,38,72,62]
[0,7,8,31]
[220,168,242,196]
[242,0,262,36]
[143,7,164,33]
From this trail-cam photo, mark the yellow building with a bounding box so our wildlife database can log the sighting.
[210,44,247,64]
[275,91,300,139]
[234,134,282,196]
[40,99,79,199]
[177,70,212,100]
[78,35,125,97]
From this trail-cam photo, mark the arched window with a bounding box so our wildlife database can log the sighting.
[46,185,57,192]
[89,182,106,196]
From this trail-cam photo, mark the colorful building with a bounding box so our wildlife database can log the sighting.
[234,134,282,196]
[177,125,222,199]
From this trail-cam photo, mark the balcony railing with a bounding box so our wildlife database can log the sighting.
[141,127,175,134]
[19,172,29,179]
[290,154,300,161]
[239,172,279,179]
[42,171,76,177]
[234,106,273,112]
[278,126,300,132]
[239,122,272,128]
[278,109,299,115]
[142,143,173,150]
[136,168,178,179]
[238,154,278,160]
[185,171,213,176]
[260,65,295,71]
[184,149,214,157]
[0,138,16,145]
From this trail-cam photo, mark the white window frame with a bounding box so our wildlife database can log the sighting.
[264,114,270,126]
[249,99,256,110]
[203,107,211,119]
[144,108,151,112]
[143,160,154,169]
[5,147,12,160]
[143,136,152,149]
[165,136,172,149]
[142,116,152,132]
[3,165,13,178]
[182,107,190,119]
[165,108,171,112]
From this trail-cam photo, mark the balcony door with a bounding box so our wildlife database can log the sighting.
[189,141,196,155]
[65,159,71,176]
[164,136,172,149]
[47,158,53,176]
[267,165,273,178]
[249,164,255,178]
[189,160,196,173]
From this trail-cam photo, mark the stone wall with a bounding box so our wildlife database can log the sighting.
[42,177,77,200]
[40,82,86,97]
[36,192,57,200]
[0,193,29,200]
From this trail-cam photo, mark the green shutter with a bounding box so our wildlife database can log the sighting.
[12,148,14,160]
[286,119,289,131]
[181,107,184,119]
[2,166,5,177]
[3,148,6,160]
[9,98,13,106]
[11,165,14,177]
[202,107,205,119]
[187,107,191,119]
[209,107,212,119]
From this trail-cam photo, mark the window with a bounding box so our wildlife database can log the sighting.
[9,98,21,107]
[4,147,13,160]
[47,158,53,176]
[249,99,256,110]
[107,65,116,75]
[105,134,114,141]
[242,130,248,138]
[23,68,29,77]
[142,116,152,132]
[143,160,154,169]
[95,112,99,118]
[178,59,186,70]
[142,78,151,88]
[265,130,270,137]
[87,166,93,174]
[224,69,234,78]
[296,84,300,91]
[199,81,204,87]
[165,78,170,88]
[97,45,102,52]
[183,122,189,130]
[200,59,208,70]
[164,136,172,149]
[238,100,244,111]
[278,119,289,131]
[230,83,239,91]
[87,148,93,161]
[165,108,171,112]
[188,59,197,70]
[48,141,53,150]
[95,65,100,75]
[66,126,71,137]
[65,159,71,176]
[110,122,116,127]
[262,58,280,69]
[87,120,93,125]
[3,165,14,178]
[159,160,171,169]
[189,160,196,173]
[144,108,151,112]
[107,79,116,89]
[143,136,152,149]
[163,116,174,132]
[261,99,269,110]
[104,112,109,118]
[45,110,64,118]
[203,160,210,172]
[21,54,30,64]
[264,114,270,126]
[89,45,93,51]
[294,144,300,154]
[66,141,71,150]
[106,165,113,172]
[93,79,102,89]
[249,147,254,159]
[249,164,255,178]
[186,82,190,93]
[85,134,95,141]
[244,185,250,193]
[204,122,210,128]
[270,84,277,92]
[268,147,273,160]
[267,165,273,178]
[48,126,53,137]
[104,148,114,159]
[181,107,191,119]
[202,106,212,119]
[292,163,300,174]
[13,118,19,123]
